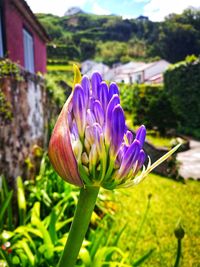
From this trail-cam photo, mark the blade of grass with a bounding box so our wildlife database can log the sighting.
[0,190,13,230]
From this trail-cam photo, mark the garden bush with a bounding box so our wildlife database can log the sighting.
[120,83,177,135]
[164,55,200,138]
[119,83,135,113]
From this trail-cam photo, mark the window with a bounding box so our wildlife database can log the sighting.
[0,11,3,57]
[136,74,142,84]
[23,28,34,73]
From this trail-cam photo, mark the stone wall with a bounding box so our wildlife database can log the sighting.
[0,70,52,182]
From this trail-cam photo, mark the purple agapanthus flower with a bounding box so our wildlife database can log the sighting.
[48,67,180,189]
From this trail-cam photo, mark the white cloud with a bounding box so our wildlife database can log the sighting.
[134,0,149,3]
[25,0,89,16]
[91,3,111,15]
[143,0,200,21]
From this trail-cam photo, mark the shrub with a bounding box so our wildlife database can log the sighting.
[164,55,200,138]
[119,83,135,113]
[131,84,177,134]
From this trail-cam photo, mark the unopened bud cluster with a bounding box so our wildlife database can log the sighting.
[49,71,146,189]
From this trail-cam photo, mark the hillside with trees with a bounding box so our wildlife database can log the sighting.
[37,8,200,65]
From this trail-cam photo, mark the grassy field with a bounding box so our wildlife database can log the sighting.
[106,174,200,266]
[47,64,73,71]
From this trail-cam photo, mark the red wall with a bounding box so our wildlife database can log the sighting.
[4,0,46,73]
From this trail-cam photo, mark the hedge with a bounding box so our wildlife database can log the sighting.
[164,56,200,138]
[131,84,177,134]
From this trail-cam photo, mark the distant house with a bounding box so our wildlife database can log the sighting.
[108,60,170,84]
[0,0,49,73]
[131,60,170,84]
[105,61,145,83]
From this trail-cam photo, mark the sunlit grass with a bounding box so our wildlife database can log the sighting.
[145,133,173,148]
[47,65,73,71]
[108,174,200,266]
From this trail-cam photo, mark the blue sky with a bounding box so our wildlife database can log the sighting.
[26,0,200,21]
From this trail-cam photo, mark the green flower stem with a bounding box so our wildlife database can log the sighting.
[57,186,100,267]
[174,239,182,267]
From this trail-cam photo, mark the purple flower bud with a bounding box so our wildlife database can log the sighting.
[86,109,96,126]
[116,144,128,165]
[93,100,104,127]
[49,67,174,190]
[81,75,90,106]
[91,72,102,99]
[109,82,119,100]
[119,140,141,178]
[135,125,146,147]
[92,123,103,155]
[85,126,94,146]
[72,85,86,139]
[105,94,120,145]
[71,121,79,139]
[126,130,134,144]
[98,82,109,112]
[110,105,126,157]
[134,149,146,174]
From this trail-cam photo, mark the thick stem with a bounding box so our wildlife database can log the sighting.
[57,186,100,267]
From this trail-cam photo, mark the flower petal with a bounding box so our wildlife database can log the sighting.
[98,82,109,112]
[81,75,90,106]
[110,105,126,157]
[91,72,102,99]
[72,85,86,139]
[48,95,83,187]
[109,82,119,100]
[135,125,146,147]
[105,94,120,145]
[119,140,141,178]
[93,100,105,127]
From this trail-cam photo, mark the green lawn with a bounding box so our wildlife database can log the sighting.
[145,133,173,148]
[106,174,200,266]
[47,65,73,71]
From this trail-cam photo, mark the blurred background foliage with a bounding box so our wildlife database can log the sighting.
[37,9,200,65]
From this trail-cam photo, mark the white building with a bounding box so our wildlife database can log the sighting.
[107,60,170,84]
[81,59,170,84]
[130,60,170,84]
[81,60,110,79]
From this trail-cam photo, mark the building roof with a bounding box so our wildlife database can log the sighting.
[11,0,49,42]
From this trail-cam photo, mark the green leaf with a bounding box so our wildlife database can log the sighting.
[93,246,124,267]
[0,190,13,229]
[13,239,35,266]
[48,209,58,244]
[31,202,54,259]
[132,248,155,266]
[55,217,73,231]
[12,255,20,265]
[79,247,91,267]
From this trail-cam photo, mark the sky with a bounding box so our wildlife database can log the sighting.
[25,0,200,21]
